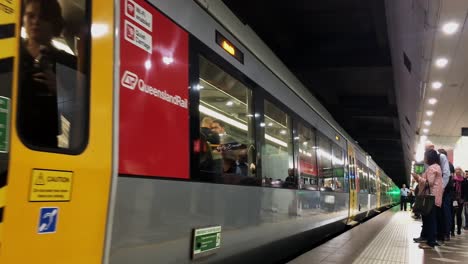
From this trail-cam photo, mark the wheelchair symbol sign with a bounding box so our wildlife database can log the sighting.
[38,207,59,234]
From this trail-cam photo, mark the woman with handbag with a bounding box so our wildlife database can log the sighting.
[451,167,465,235]
[412,149,443,249]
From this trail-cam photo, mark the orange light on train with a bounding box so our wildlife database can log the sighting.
[222,41,236,56]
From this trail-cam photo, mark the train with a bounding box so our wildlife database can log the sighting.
[0,0,399,263]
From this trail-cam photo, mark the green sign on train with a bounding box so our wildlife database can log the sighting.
[192,226,221,259]
[0,97,10,153]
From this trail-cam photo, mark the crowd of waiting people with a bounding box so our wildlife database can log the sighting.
[400,141,468,249]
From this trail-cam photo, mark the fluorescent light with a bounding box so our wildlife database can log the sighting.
[226,101,233,106]
[265,134,287,147]
[431,81,442,89]
[422,128,429,133]
[303,141,308,145]
[424,120,432,126]
[442,22,459,35]
[199,104,288,147]
[428,98,438,105]
[280,130,287,135]
[196,85,204,90]
[268,122,273,127]
[435,57,448,68]
[260,122,265,127]
[426,110,434,116]
[199,105,247,131]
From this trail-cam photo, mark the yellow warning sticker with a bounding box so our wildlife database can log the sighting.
[29,169,73,202]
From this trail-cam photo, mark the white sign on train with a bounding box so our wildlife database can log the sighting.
[125,0,152,32]
[124,20,152,54]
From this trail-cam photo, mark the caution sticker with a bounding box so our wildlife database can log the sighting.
[29,169,73,202]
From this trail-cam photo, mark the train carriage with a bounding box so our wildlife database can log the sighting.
[0,0,398,263]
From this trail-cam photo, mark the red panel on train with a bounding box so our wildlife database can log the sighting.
[118,0,189,178]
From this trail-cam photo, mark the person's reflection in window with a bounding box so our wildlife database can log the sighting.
[18,0,76,148]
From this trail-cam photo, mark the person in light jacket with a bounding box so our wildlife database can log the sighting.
[412,149,443,249]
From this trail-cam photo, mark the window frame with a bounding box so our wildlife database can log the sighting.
[189,36,260,184]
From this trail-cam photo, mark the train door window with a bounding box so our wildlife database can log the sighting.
[369,170,376,194]
[332,143,345,192]
[296,122,318,190]
[261,100,293,188]
[198,56,256,184]
[358,161,368,192]
[317,134,332,191]
[17,0,89,152]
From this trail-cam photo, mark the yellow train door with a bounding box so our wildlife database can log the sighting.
[0,0,114,263]
[347,144,359,222]
[376,168,381,208]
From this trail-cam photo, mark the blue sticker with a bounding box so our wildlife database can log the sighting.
[38,207,59,234]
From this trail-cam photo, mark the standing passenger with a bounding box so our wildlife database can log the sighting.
[438,148,453,241]
[18,0,75,148]
[400,184,410,211]
[464,170,468,230]
[451,167,464,235]
[412,149,443,249]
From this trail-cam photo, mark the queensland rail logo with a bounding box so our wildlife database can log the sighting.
[121,70,138,90]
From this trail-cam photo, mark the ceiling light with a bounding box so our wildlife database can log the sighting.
[435,57,448,68]
[260,122,265,127]
[426,110,434,116]
[431,81,442,89]
[424,120,432,126]
[280,130,287,135]
[226,101,233,106]
[268,122,273,127]
[428,98,438,105]
[442,22,459,35]
[422,128,429,133]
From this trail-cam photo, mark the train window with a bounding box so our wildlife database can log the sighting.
[261,100,293,188]
[317,134,332,191]
[369,170,376,194]
[332,144,345,192]
[198,56,257,185]
[296,122,318,190]
[357,161,368,192]
[17,0,89,152]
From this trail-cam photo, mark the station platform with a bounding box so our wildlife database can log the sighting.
[288,206,468,264]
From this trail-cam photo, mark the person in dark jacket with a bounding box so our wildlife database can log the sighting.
[18,0,76,148]
[451,167,465,235]
[463,170,468,230]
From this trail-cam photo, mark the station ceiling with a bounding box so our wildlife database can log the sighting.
[223,0,407,186]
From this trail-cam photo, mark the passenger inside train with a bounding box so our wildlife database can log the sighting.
[18,0,88,151]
